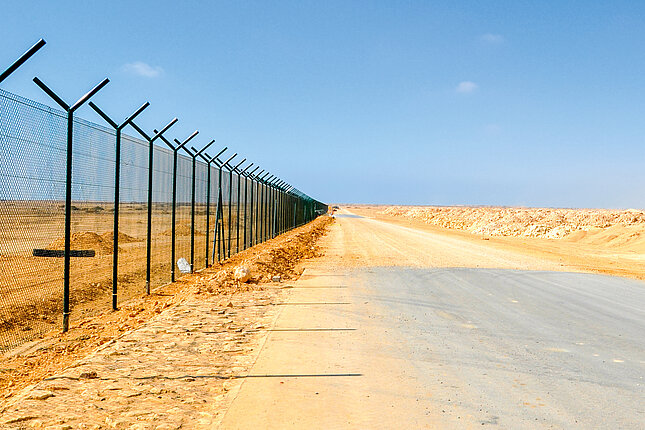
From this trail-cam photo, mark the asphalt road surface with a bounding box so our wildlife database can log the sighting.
[219,211,645,429]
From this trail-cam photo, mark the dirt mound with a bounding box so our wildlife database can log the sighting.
[100,231,141,244]
[563,224,645,249]
[48,232,113,255]
[198,215,334,291]
[161,224,204,237]
[381,206,645,240]
[251,217,331,282]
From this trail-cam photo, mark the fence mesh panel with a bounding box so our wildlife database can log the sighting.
[67,118,116,320]
[150,145,173,287]
[117,134,151,305]
[0,89,66,348]
[174,154,191,276]
[194,160,208,271]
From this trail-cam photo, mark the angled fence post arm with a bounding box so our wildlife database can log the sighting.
[240,163,254,250]
[269,177,280,238]
[213,156,226,259]
[247,166,260,247]
[232,158,247,254]
[193,145,226,268]
[210,154,226,263]
[0,39,46,85]
[200,150,213,267]
[254,169,265,245]
[164,130,199,281]
[218,153,237,259]
[261,172,272,243]
[130,117,177,294]
[215,157,225,263]
[263,175,273,242]
[88,101,149,310]
[209,146,229,262]
[32,76,109,333]
[184,139,214,273]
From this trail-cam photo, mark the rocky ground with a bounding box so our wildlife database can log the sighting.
[380,206,645,239]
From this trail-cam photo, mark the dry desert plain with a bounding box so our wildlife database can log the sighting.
[0,200,247,350]
[346,205,645,280]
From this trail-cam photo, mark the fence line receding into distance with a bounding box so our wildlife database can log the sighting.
[0,40,327,351]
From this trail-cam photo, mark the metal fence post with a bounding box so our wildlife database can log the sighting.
[268,178,275,238]
[239,163,255,250]
[236,169,242,253]
[276,185,280,234]
[244,166,259,249]
[156,131,199,282]
[272,180,279,237]
[249,174,254,247]
[252,169,263,246]
[196,147,226,268]
[265,175,275,242]
[229,158,246,255]
[129,118,178,295]
[260,172,270,243]
[258,178,262,243]
[215,153,237,260]
[258,179,262,244]
[243,174,248,249]
[268,179,274,238]
[89,101,149,309]
[228,167,233,256]
[33,77,109,332]
[215,165,223,262]
[276,182,282,234]
[255,174,261,245]
[280,181,285,234]
[182,140,214,273]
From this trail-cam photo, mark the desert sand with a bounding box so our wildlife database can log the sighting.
[346,205,645,281]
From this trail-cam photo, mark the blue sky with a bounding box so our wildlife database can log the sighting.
[1,1,645,208]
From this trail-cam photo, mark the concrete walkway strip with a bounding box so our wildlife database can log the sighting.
[217,267,437,429]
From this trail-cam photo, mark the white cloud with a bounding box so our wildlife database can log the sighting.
[456,81,478,94]
[122,61,164,78]
[480,33,504,44]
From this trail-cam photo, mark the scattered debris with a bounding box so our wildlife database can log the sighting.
[177,258,191,274]
[234,266,251,283]
[27,390,54,400]
[79,371,98,379]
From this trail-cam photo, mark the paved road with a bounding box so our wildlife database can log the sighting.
[219,212,645,429]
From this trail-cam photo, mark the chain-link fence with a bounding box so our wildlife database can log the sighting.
[0,79,327,351]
